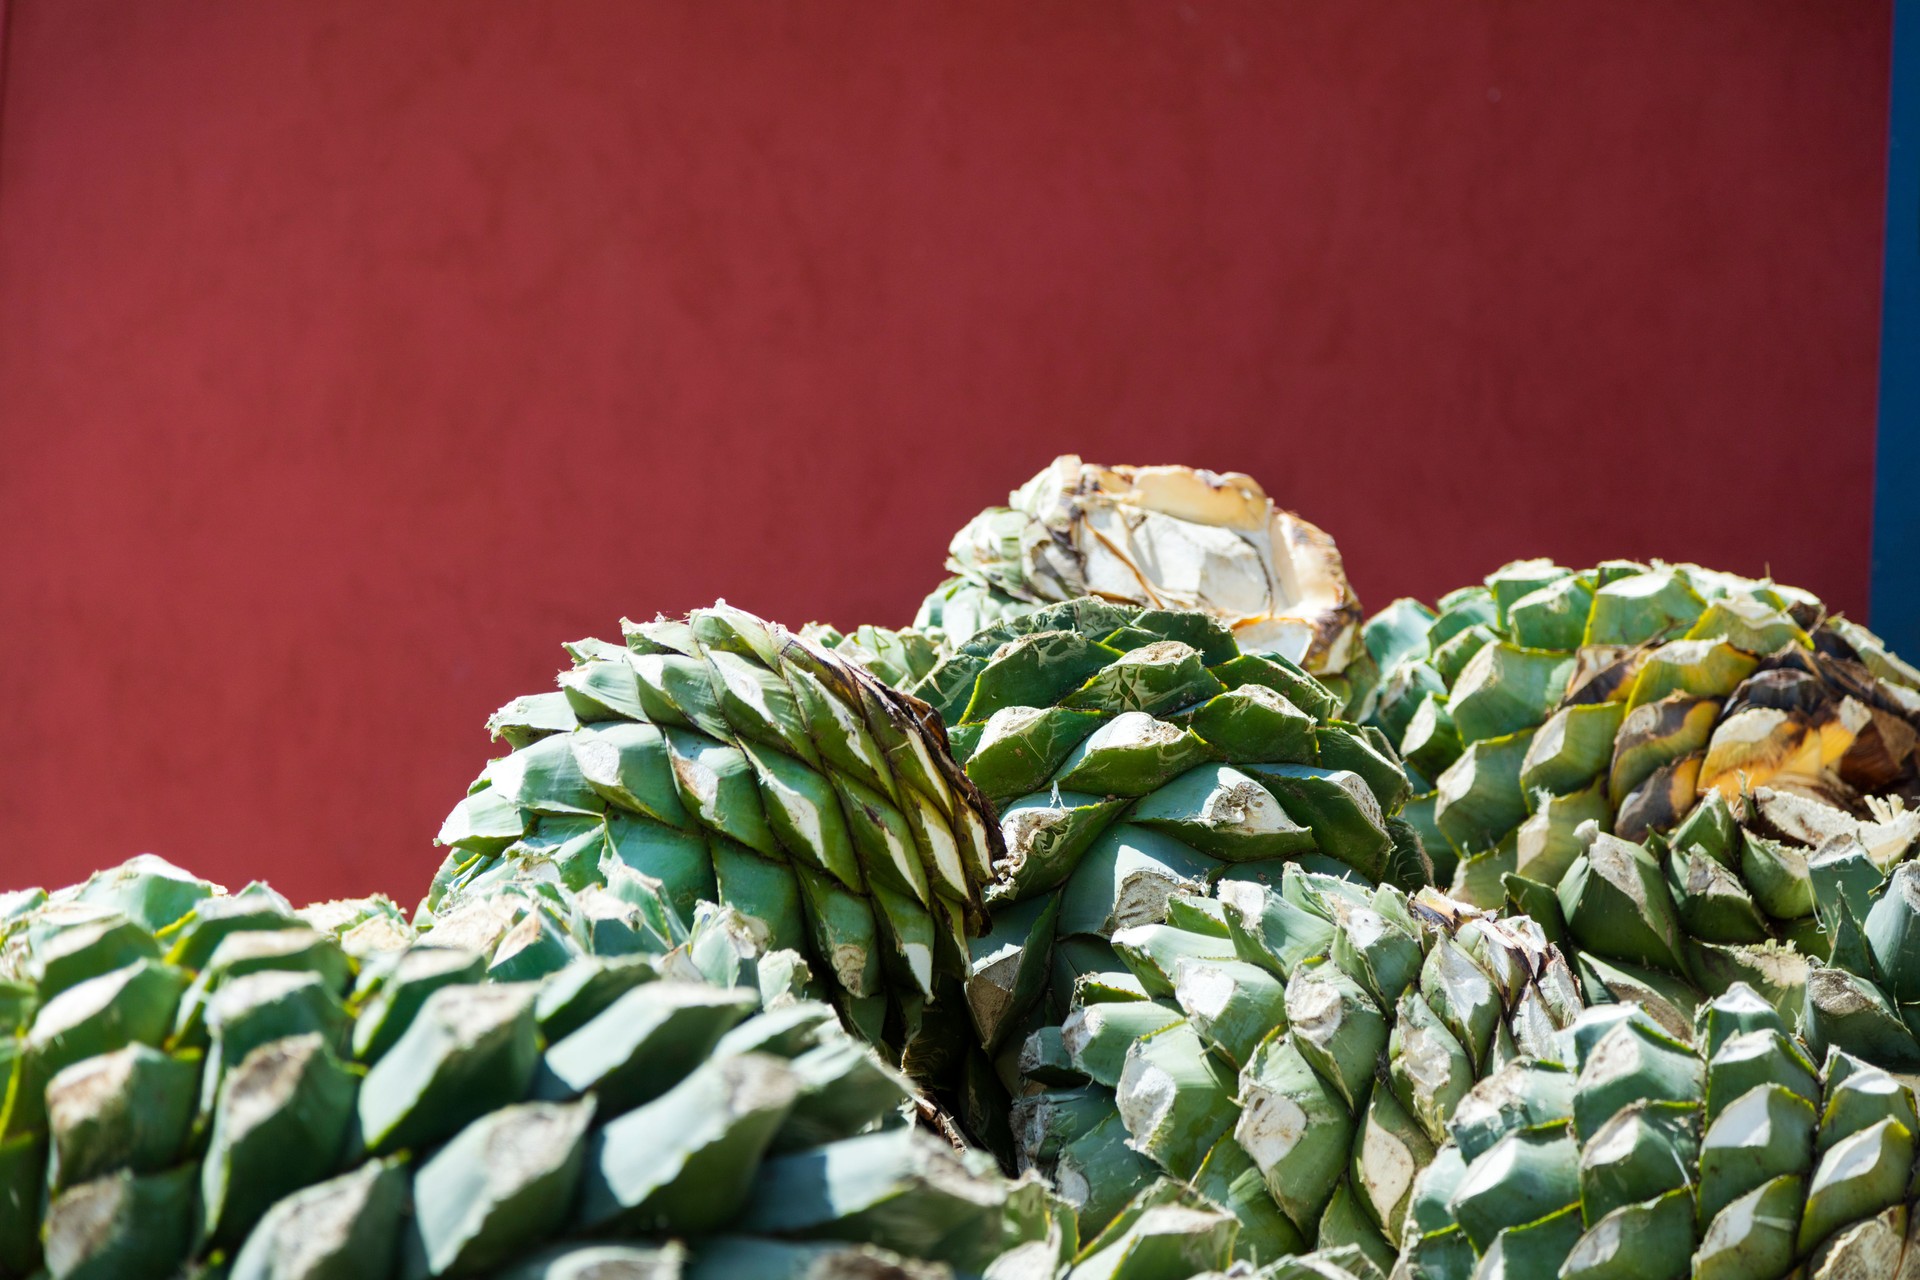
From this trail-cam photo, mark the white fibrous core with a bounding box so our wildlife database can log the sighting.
[1812,1120,1898,1196]
[1564,1211,1627,1271]
[1358,1120,1415,1221]
[224,1036,322,1141]
[1060,1007,1099,1063]
[46,1050,137,1134]
[482,1104,585,1187]
[1056,1159,1092,1209]
[978,706,1047,755]
[1117,1058,1177,1148]
[1234,1086,1307,1170]
[1088,712,1185,754]
[272,1172,378,1272]
[1175,964,1235,1022]
[1808,969,1876,1018]
[830,943,871,993]
[1286,977,1343,1053]
[1584,1113,1641,1168]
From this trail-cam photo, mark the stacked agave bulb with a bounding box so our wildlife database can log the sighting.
[1352,559,1920,1072]
[888,464,1920,1275]
[0,855,1057,1279]
[10,457,1920,1280]
[428,601,1002,1080]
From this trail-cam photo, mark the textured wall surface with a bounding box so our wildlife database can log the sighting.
[0,2,1891,901]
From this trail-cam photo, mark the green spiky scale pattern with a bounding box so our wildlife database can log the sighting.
[1399,985,1920,1280]
[0,857,1050,1279]
[430,603,1002,1068]
[904,602,1423,1087]
[1356,563,1920,1074]
[1013,867,1584,1267]
[1353,560,1920,899]
[1515,805,1920,1079]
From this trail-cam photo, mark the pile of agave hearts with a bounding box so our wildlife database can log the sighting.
[8,455,1920,1280]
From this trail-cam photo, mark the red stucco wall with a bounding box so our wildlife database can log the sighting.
[0,2,1892,902]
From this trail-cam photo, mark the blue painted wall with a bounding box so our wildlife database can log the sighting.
[1876,0,1920,649]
